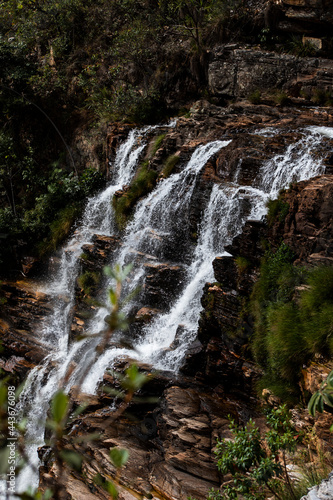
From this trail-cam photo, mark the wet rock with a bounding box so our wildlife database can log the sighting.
[225,219,267,265]
[213,256,238,289]
[301,472,333,500]
[1,281,51,331]
[143,263,186,310]
[198,283,242,345]
[0,322,47,367]
[80,235,121,272]
[129,307,161,339]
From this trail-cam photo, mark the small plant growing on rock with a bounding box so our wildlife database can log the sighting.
[308,369,333,419]
[266,198,290,226]
[210,405,303,500]
[235,256,250,274]
[248,90,261,105]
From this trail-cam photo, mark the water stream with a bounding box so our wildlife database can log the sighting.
[12,124,332,493]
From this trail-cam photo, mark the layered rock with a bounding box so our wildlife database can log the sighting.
[209,45,333,99]
[0,282,51,375]
[269,174,333,264]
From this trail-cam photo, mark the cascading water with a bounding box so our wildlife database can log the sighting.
[13,123,174,493]
[9,124,332,496]
[81,127,329,388]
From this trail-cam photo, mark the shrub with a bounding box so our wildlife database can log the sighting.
[210,405,303,500]
[77,270,100,295]
[37,203,81,257]
[266,198,289,226]
[273,91,291,107]
[235,256,250,274]
[286,36,317,57]
[311,89,333,106]
[251,259,333,398]
[151,133,166,156]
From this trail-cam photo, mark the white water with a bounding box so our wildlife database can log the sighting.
[13,123,174,494]
[9,124,332,495]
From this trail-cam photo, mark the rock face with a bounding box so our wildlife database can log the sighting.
[270,175,333,265]
[209,45,333,99]
[0,282,51,375]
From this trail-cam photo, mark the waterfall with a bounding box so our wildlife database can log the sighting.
[10,123,331,495]
[13,122,174,493]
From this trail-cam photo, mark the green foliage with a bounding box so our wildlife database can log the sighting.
[151,133,166,156]
[109,447,129,468]
[77,270,100,295]
[37,203,81,257]
[251,255,333,398]
[273,92,291,107]
[162,154,180,177]
[51,390,69,425]
[311,89,333,107]
[235,256,250,274]
[248,90,261,105]
[0,160,104,267]
[266,198,290,226]
[211,405,302,500]
[0,263,148,499]
[308,370,333,418]
[286,36,317,57]
[113,162,158,228]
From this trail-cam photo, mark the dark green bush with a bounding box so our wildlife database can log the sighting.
[251,256,333,398]
[37,203,81,257]
[77,270,100,295]
[266,198,289,226]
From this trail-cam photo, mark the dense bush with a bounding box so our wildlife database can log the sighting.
[251,244,333,399]
[0,164,104,268]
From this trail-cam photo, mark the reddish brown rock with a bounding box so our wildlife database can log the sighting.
[271,175,333,264]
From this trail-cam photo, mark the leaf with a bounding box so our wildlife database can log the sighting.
[60,450,82,470]
[51,390,69,424]
[109,287,117,305]
[72,432,101,444]
[326,370,333,387]
[106,480,118,499]
[43,490,54,500]
[109,447,129,468]
[121,263,133,279]
[308,392,321,417]
[121,364,149,392]
[322,392,333,408]
[71,403,88,419]
[318,393,325,413]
